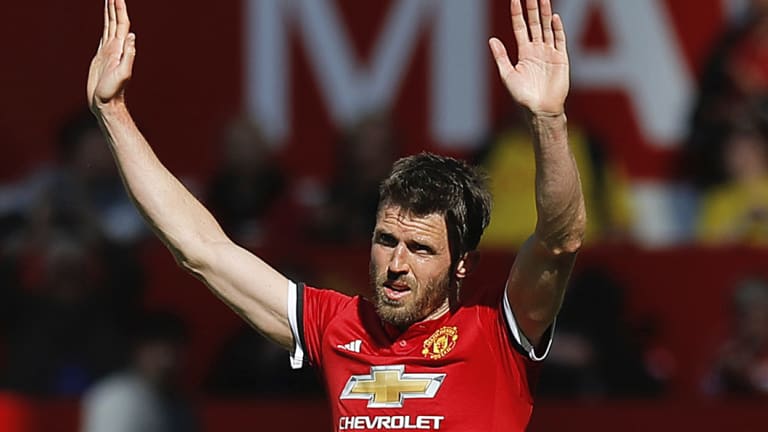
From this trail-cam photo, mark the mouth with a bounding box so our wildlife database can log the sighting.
[382,281,411,302]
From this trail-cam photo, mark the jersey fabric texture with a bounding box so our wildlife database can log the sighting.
[287,280,554,432]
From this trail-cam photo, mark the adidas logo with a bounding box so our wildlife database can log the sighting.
[337,339,362,353]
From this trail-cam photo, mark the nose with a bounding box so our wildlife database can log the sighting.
[388,244,409,276]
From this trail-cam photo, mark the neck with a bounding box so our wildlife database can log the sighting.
[423,299,451,322]
[394,299,451,332]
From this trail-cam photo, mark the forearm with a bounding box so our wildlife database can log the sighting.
[529,113,586,254]
[95,103,226,268]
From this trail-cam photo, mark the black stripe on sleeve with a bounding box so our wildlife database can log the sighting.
[296,282,307,358]
[501,304,535,358]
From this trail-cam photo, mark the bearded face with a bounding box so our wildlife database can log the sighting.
[370,257,451,328]
[369,206,456,328]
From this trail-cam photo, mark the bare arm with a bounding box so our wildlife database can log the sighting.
[489,0,586,345]
[87,0,292,349]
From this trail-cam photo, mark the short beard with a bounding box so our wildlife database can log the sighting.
[369,261,452,329]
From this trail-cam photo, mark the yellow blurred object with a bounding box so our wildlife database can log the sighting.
[480,127,631,249]
[697,177,768,244]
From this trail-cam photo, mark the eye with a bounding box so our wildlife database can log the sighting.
[375,232,397,247]
[411,242,435,255]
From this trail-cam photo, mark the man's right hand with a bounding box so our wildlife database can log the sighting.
[87,0,136,113]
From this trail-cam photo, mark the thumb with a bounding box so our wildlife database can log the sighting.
[118,32,137,79]
[489,37,514,79]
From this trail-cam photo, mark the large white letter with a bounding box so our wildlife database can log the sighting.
[245,0,487,147]
[559,0,693,147]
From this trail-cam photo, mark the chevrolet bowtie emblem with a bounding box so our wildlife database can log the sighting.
[340,365,446,408]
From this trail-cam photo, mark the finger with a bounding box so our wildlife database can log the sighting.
[525,0,542,43]
[102,0,109,43]
[510,0,529,48]
[118,33,137,79]
[489,38,515,81]
[540,0,554,45]
[553,14,567,52]
[115,0,131,39]
[108,0,117,39]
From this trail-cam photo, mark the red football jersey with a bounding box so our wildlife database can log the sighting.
[287,280,553,432]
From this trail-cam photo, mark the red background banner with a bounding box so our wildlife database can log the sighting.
[0,0,727,182]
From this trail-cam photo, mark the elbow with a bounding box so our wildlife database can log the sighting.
[163,229,228,276]
[562,210,587,254]
[177,254,202,274]
[556,234,584,255]
[540,206,587,256]
[174,251,204,277]
[169,244,210,278]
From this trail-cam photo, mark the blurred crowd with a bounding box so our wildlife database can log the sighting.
[684,0,768,245]
[2,2,768,431]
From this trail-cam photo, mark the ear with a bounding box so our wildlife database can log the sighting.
[454,251,480,280]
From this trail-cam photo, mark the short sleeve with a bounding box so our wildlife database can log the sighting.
[287,281,354,369]
[501,289,555,362]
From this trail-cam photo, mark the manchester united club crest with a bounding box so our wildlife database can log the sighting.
[422,326,458,360]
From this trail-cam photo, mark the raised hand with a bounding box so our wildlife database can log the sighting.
[87,0,136,112]
[489,0,569,116]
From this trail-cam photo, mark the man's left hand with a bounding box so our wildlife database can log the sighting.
[489,0,569,117]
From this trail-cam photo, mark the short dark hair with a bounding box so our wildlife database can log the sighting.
[58,108,101,163]
[378,152,492,262]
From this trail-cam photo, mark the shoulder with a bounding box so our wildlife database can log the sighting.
[83,373,153,413]
[459,280,505,308]
[303,284,356,301]
[301,284,362,311]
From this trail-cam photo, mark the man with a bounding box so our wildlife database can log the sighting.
[88,0,585,430]
[82,311,197,432]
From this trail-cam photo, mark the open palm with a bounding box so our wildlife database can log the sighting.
[87,0,136,112]
[489,0,569,116]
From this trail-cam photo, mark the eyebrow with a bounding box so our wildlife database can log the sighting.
[373,229,396,241]
[408,239,436,254]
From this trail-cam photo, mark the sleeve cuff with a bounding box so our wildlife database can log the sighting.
[502,289,555,362]
[287,280,306,369]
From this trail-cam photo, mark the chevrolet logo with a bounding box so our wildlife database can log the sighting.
[340,365,446,408]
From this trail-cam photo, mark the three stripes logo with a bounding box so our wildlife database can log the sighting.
[337,339,363,353]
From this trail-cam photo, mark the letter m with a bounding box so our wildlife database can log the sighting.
[245,0,488,148]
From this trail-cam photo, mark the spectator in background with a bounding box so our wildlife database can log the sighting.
[0,109,145,335]
[696,118,768,243]
[0,109,147,246]
[207,117,284,247]
[476,108,631,249]
[82,311,198,432]
[708,278,768,396]
[204,324,324,397]
[0,233,125,396]
[684,0,768,192]
[22,109,146,244]
[0,111,148,392]
[536,268,663,398]
[305,110,400,244]
[204,263,324,397]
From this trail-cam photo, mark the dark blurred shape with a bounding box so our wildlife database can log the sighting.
[684,0,768,190]
[536,268,663,398]
[707,277,768,397]
[204,325,324,397]
[304,110,400,244]
[0,109,149,397]
[82,310,198,432]
[0,233,126,396]
[204,262,323,397]
[0,109,147,246]
[207,116,284,247]
[57,109,147,244]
